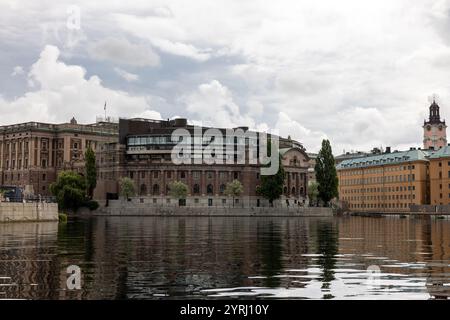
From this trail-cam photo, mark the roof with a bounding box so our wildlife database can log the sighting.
[336,149,433,170]
[279,147,310,161]
[429,145,450,159]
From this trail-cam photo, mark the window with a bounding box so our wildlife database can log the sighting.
[42,174,46,181]
[193,184,200,194]
[233,172,239,179]
[207,184,214,195]
[153,171,159,179]
[193,171,200,180]
[167,171,172,179]
[152,184,160,195]
[180,171,186,179]
[220,184,226,194]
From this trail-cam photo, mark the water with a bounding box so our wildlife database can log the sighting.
[0,216,449,300]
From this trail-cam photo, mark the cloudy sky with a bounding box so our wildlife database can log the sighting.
[2,0,450,153]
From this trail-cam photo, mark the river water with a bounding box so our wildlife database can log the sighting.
[0,216,449,300]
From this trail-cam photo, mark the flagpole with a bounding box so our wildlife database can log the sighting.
[104,101,107,122]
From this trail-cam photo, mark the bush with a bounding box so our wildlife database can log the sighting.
[59,213,68,223]
[85,200,99,211]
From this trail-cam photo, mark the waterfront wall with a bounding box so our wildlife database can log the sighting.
[95,200,333,217]
[0,202,59,222]
[410,204,450,214]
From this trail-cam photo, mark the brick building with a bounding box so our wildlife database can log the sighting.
[95,118,310,207]
[0,118,118,196]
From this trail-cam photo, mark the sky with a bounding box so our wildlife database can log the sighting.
[2,0,450,153]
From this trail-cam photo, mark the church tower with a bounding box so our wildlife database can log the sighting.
[423,100,447,150]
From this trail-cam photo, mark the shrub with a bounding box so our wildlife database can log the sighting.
[59,213,68,223]
[85,200,99,211]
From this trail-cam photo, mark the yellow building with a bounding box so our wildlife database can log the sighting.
[337,149,431,212]
[429,145,450,205]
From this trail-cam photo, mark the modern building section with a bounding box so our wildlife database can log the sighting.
[423,100,447,150]
[337,149,432,212]
[0,118,118,196]
[95,118,310,207]
[429,145,450,205]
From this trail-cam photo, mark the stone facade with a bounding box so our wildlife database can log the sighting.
[0,119,118,196]
[95,118,310,207]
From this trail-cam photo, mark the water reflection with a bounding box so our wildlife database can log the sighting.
[0,216,449,299]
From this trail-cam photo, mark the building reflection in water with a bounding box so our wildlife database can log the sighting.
[0,216,449,299]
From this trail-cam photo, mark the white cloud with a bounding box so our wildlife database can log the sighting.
[113,13,212,61]
[0,45,162,125]
[114,67,139,82]
[88,37,160,67]
[11,65,24,76]
[3,1,450,153]
[182,80,261,128]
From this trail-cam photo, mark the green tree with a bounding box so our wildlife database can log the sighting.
[119,177,136,200]
[224,179,243,207]
[307,181,319,206]
[85,146,97,199]
[50,171,86,211]
[256,141,286,206]
[168,181,188,206]
[315,139,339,206]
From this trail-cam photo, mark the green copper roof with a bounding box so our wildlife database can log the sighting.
[336,149,433,170]
[429,145,450,159]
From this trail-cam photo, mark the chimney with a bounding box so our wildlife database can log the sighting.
[385,146,391,154]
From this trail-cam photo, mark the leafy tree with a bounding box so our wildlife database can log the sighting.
[168,181,188,205]
[50,171,86,211]
[314,139,339,206]
[85,146,97,199]
[307,181,319,206]
[119,177,136,200]
[225,179,244,207]
[256,140,286,206]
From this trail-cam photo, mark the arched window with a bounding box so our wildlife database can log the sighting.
[219,184,226,194]
[152,184,159,195]
[193,184,200,194]
[140,184,147,196]
[291,187,296,195]
[166,185,170,195]
[283,187,288,195]
[207,184,214,195]
[300,187,304,195]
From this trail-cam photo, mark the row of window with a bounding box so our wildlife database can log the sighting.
[3,173,46,181]
[128,135,258,147]
[343,193,416,201]
[349,203,411,209]
[342,174,416,185]
[128,170,243,180]
[343,185,416,193]
[341,165,416,176]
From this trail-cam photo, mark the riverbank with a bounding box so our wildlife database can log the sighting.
[93,202,334,217]
[0,202,58,222]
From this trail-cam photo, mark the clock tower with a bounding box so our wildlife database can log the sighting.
[423,100,447,150]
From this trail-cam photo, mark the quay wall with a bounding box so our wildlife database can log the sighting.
[0,202,59,222]
[94,200,334,217]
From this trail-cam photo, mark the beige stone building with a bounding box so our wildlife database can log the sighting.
[0,118,118,196]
